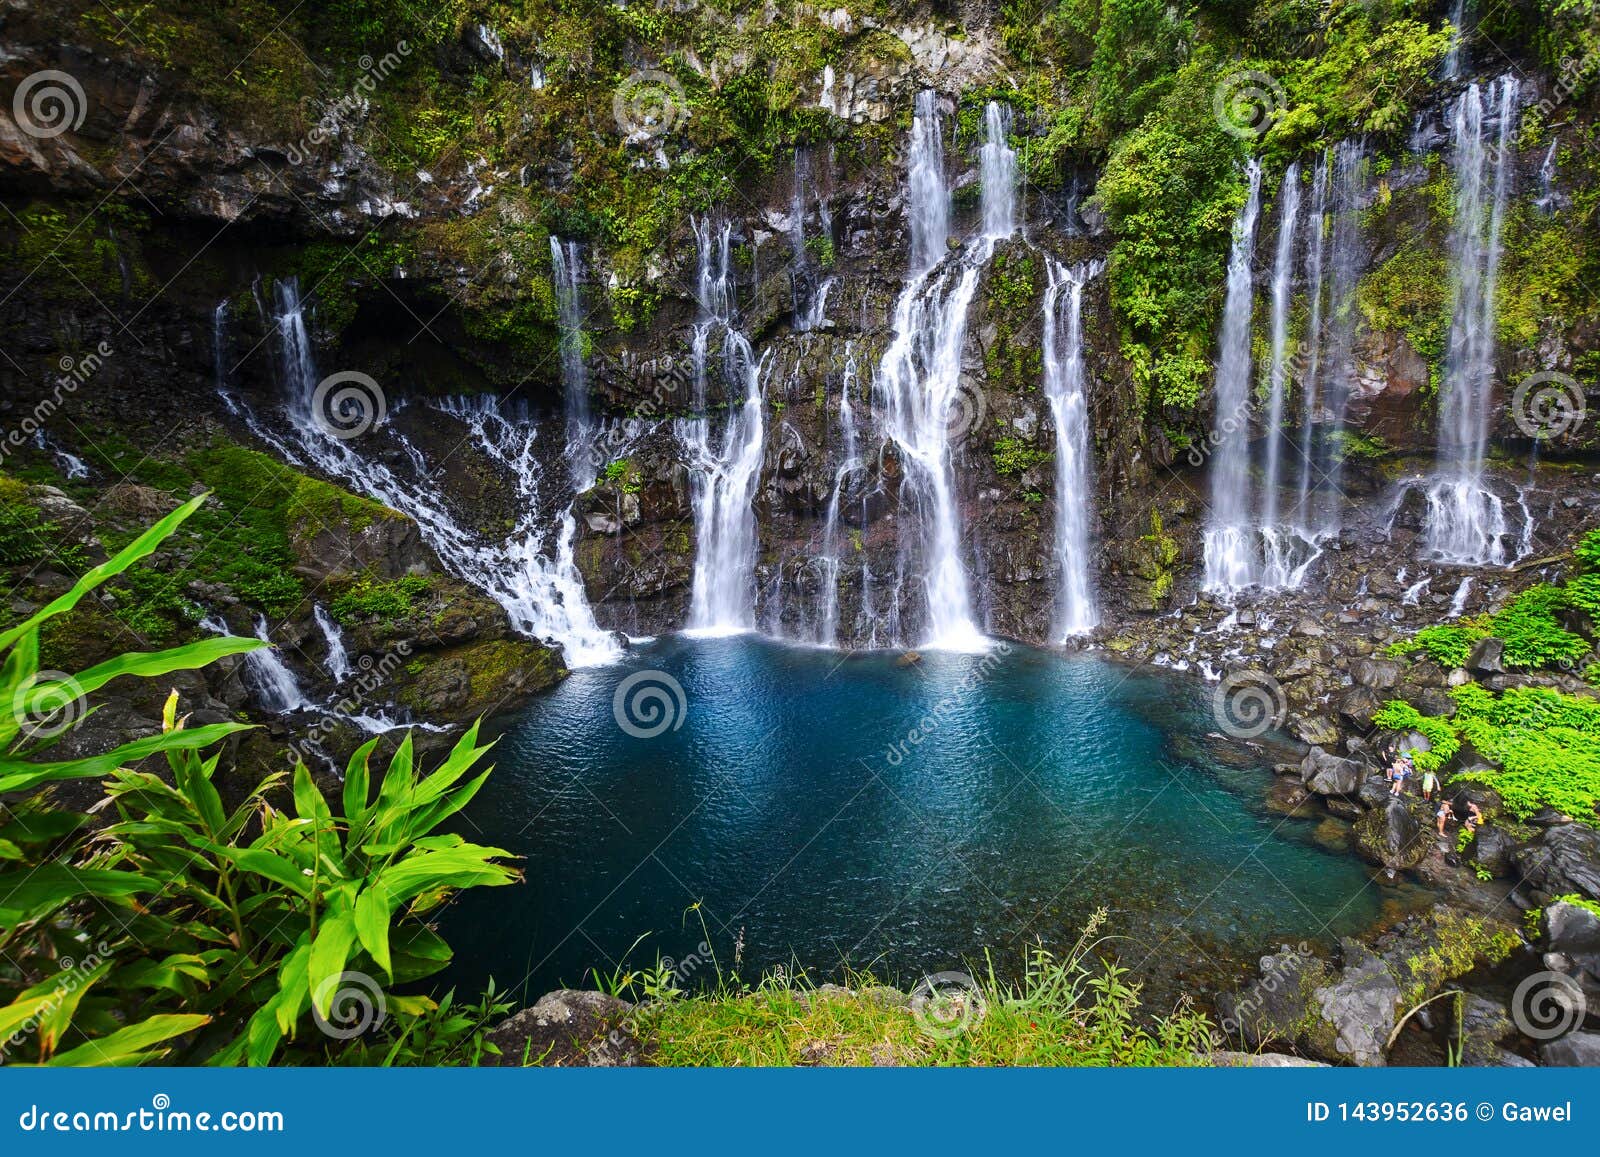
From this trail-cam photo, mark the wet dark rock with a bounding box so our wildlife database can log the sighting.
[1539,1031,1600,1067]
[486,990,648,1067]
[1311,948,1401,1067]
[1467,637,1506,677]
[1352,799,1430,871]
[1337,685,1383,730]
[1302,747,1362,796]
[1466,825,1518,878]
[1543,901,1600,956]
[1456,994,1518,1067]
[1515,825,1600,903]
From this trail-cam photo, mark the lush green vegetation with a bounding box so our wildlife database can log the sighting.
[330,575,435,624]
[0,499,519,1065]
[619,912,1212,1067]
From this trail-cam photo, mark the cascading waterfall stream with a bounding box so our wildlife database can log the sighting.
[1293,158,1331,531]
[1423,77,1519,566]
[1259,164,1307,589]
[1201,160,1264,595]
[1316,140,1368,537]
[1043,259,1101,637]
[681,217,768,634]
[263,279,620,666]
[980,100,1018,241]
[313,603,355,683]
[816,343,861,645]
[550,237,595,489]
[873,90,1010,650]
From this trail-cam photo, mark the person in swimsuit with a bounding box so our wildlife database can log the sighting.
[1420,767,1439,800]
[1436,798,1454,837]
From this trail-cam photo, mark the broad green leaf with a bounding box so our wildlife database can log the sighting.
[308,912,359,1016]
[0,492,210,651]
[352,886,393,979]
[342,738,379,837]
[0,722,255,795]
[208,847,313,897]
[0,864,159,926]
[46,1013,210,1067]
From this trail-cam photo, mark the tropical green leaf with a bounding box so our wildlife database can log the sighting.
[0,722,256,795]
[46,1013,210,1067]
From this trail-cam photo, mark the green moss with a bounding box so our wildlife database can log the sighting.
[1396,910,1523,1008]
[991,435,1052,479]
[329,574,433,624]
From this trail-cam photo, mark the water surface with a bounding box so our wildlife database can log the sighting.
[443,636,1403,1001]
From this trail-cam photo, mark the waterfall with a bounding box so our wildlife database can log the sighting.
[1536,141,1560,214]
[1448,576,1474,617]
[550,237,595,489]
[1424,77,1519,566]
[1043,260,1100,637]
[817,344,861,645]
[681,217,767,634]
[873,90,987,650]
[1260,163,1300,532]
[264,280,620,666]
[1317,140,1367,536]
[1293,157,1331,530]
[980,101,1018,240]
[1443,0,1469,80]
[314,603,355,683]
[236,614,309,714]
[1201,160,1264,595]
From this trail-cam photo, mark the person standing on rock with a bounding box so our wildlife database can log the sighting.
[1420,765,1439,801]
[1436,798,1454,837]
[1388,753,1413,796]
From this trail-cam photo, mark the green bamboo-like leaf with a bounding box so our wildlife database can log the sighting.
[33,636,265,709]
[46,1013,210,1067]
[352,885,393,979]
[0,722,255,795]
[0,493,210,652]
[0,864,159,926]
[342,738,379,837]
[33,959,113,1057]
[207,847,313,897]
[308,911,359,1017]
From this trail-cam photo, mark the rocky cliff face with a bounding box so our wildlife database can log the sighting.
[2,1,1597,675]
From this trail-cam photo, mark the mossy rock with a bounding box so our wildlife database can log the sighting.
[394,638,566,722]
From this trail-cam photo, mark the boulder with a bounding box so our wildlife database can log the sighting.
[1289,713,1341,747]
[1312,952,1401,1067]
[1515,825,1600,904]
[1292,617,1326,638]
[485,990,648,1067]
[1467,637,1506,677]
[1455,994,1518,1067]
[1215,946,1332,1050]
[1351,658,1403,690]
[1301,748,1362,796]
[1209,1051,1329,1067]
[1539,1031,1600,1067]
[1352,799,1430,870]
[1337,685,1383,730]
[1359,774,1393,809]
[1467,825,1518,878]
[1543,901,1600,956]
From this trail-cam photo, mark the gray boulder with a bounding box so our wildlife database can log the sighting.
[1516,825,1600,904]
[1543,901,1600,956]
[1539,1031,1600,1067]
[1312,953,1401,1067]
[1337,685,1384,730]
[1352,658,1403,690]
[1467,637,1506,677]
[485,990,648,1067]
[1306,752,1364,796]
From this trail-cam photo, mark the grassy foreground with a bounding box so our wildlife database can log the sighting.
[612,924,1215,1067]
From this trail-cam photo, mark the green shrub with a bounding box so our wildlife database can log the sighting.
[1371,701,1460,772]
[1386,624,1486,670]
[1450,683,1600,827]
[330,574,433,624]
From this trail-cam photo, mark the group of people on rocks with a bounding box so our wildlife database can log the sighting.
[1385,751,1483,838]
